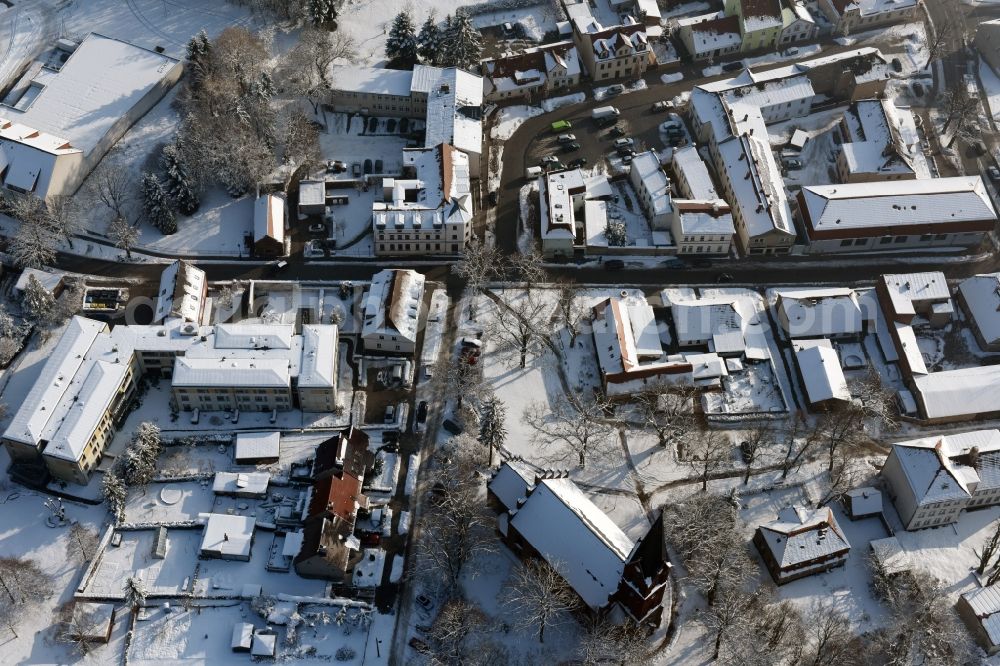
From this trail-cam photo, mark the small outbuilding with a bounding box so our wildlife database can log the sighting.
[957,586,1000,655]
[235,431,281,465]
[298,180,326,216]
[251,630,277,657]
[14,267,63,299]
[212,471,270,499]
[869,536,911,578]
[844,487,882,519]
[231,622,254,652]
[253,193,286,257]
[200,514,256,561]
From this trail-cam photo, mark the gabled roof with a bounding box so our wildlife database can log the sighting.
[757,506,850,568]
[888,430,1000,505]
[488,461,534,512]
[776,288,863,338]
[958,273,1000,346]
[793,341,851,405]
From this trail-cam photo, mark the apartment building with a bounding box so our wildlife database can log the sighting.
[373,144,473,257]
[361,269,426,355]
[835,98,921,183]
[482,41,581,102]
[725,0,783,51]
[629,151,672,229]
[779,2,818,44]
[566,1,654,81]
[754,506,851,583]
[817,0,918,35]
[676,13,742,61]
[671,200,735,255]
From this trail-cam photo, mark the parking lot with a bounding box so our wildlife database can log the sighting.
[523,89,691,176]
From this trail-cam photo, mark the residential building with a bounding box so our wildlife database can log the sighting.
[779,1,818,44]
[482,41,581,101]
[799,178,996,253]
[154,260,207,325]
[977,19,1000,76]
[836,99,922,182]
[957,273,1000,351]
[361,269,425,354]
[671,297,747,356]
[253,194,286,257]
[792,339,851,409]
[670,200,735,255]
[753,506,851,584]
[844,486,882,519]
[957,587,1000,656]
[881,429,1000,530]
[775,287,864,339]
[200,514,255,561]
[213,471,270,499]
[326,64,483,176]
[817,0,918,35]
[0,33,181,200]
[628,151,672,229]
[676,13,743,61]
[488,462,671,625]
[568,4,654,81]
[540,168,589,258]
[298,180,326,216]
[2,317,138,485]
[592,295,727,395]
[373,144,473,257]
[671,146,719,200]
[725,0,784,51]
[294,428,373,583]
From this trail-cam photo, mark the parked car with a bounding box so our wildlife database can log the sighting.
[688,257,712,268]
[969,140,988,158]
[326,160,347,173]
[652,100,673,112]
[722,61,744,72]
[783,46,799,57]
[660,120,682,132]
[988,166,1000,182]
[384,404,396,424]
[614,137,634,150]
[911,81,924,97]
[489,190,499,206]
[374,159,383,173]
[891,57,903,73]
[542,155,561,164]
[363,159,373,174]
[716,272,735,283]
[443,419,463,435]
[605,259,625,270]
[609,125,627,138]
[416,401,428,426]
[562,142,581,152]
[351,163,362,177]
[556,133,577,144]
[551,119,572,132]
[783,158,802,169]
[308,223,327,234]
[568,157,588,168]
[409,638,432,655]
[621,153,633,164]
[606,83,626,96]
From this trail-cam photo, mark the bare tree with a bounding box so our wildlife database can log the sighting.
[817,409,863,473]
[815,449,867,507]
[282,107,321,180]
[699,586,759,660]
[683,429,732,492]
[779,412,821,479]
[435,352,487,411]
[976,521,1000,575]
[805,602,863,666]
[489,292,551,369]
[924,6,961,70]
[87,148,135,220]
[577,616,652,666]
[56,601,102,655]
[279,28,357,113]
[869,568,974,665]
[740,422,773,485]
[0,556,54,638]
[45,195,80,249]
[635,382,699,450]
[426,597,487,665]
[9,214,58,269]
[415,448,496,594]
[523,394,618,468]
[503,558,578,643]
[849,363,899,434]
[109,215,139,260]
[510,247,545,291]
[452,235,504,320]
[555,278,586,346]
[66,523,100,564]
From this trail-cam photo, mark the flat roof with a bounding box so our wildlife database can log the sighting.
[235,431,281,461]
[201,513,255,558]
[328,66,413,97]
[298,324,338,388]
[172,357,290,388]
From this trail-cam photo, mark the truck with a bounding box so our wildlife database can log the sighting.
[592,106,620,124]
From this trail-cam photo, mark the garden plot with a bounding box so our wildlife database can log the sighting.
[85,529,200,598]
[472,3,560,42]
[703,362,787,415]
[124,481,214,524]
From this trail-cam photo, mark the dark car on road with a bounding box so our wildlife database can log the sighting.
[568,157,588,168]
[609,125,627,138]
[722,61,744,72]
[606,259,625,270]
[562,142,581,152]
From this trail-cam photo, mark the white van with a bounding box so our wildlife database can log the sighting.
[525,166,543,179]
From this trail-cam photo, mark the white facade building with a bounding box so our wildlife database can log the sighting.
[361,269,425,354]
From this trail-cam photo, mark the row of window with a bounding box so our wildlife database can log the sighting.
[838,233,952,247]
[377,233,460,241]
[679,245,727,253]
[378,243,461,253]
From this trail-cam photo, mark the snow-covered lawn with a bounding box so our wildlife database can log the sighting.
[541,92,586,112]
[336,0,473,66]
[471,3,560,42]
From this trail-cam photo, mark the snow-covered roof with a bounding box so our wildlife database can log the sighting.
[830,0,917,17]
[232,623,254,650]
[235,431,281,462]
[757,506,850,568]
[253,194,285,244]
[869,536,911,575]
[13,267,63,295]
[716,133,795,239]
[894,322,927,375]
[776,288,863,338]
[172,356,290,388]
[299,180,324,207]
[3,316,106,447]
[0,33,180,156]
[962,586,1000,647]
[888,430,1000,505]
[629,151,672,218]
[327,66,414,97]
[413,65,483,157]
[801,178,997,235]
[488,461,534,512]
[43,360,130,462]
[672,297,746,354]
[251,631,276,657]
[958,273,1000,347]
[672,146,718,200]
[793,342,851,405]
[373,145,471,231]
[593,296,664,374]
[541,168,587,241]
[881,272,950,319]
[914,366,1000,421]
[673,200,734,236]
[215,324,294,350]
[154,260,205,324]
[200,513,255,559]
[361,269,425,345]
[298,324,337,388]
[484,42,581,95]
[678,12,742,56]
[509,477,635,609]
[846,486,882,514]
[840,99,920,178]
[212,471,270,496]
